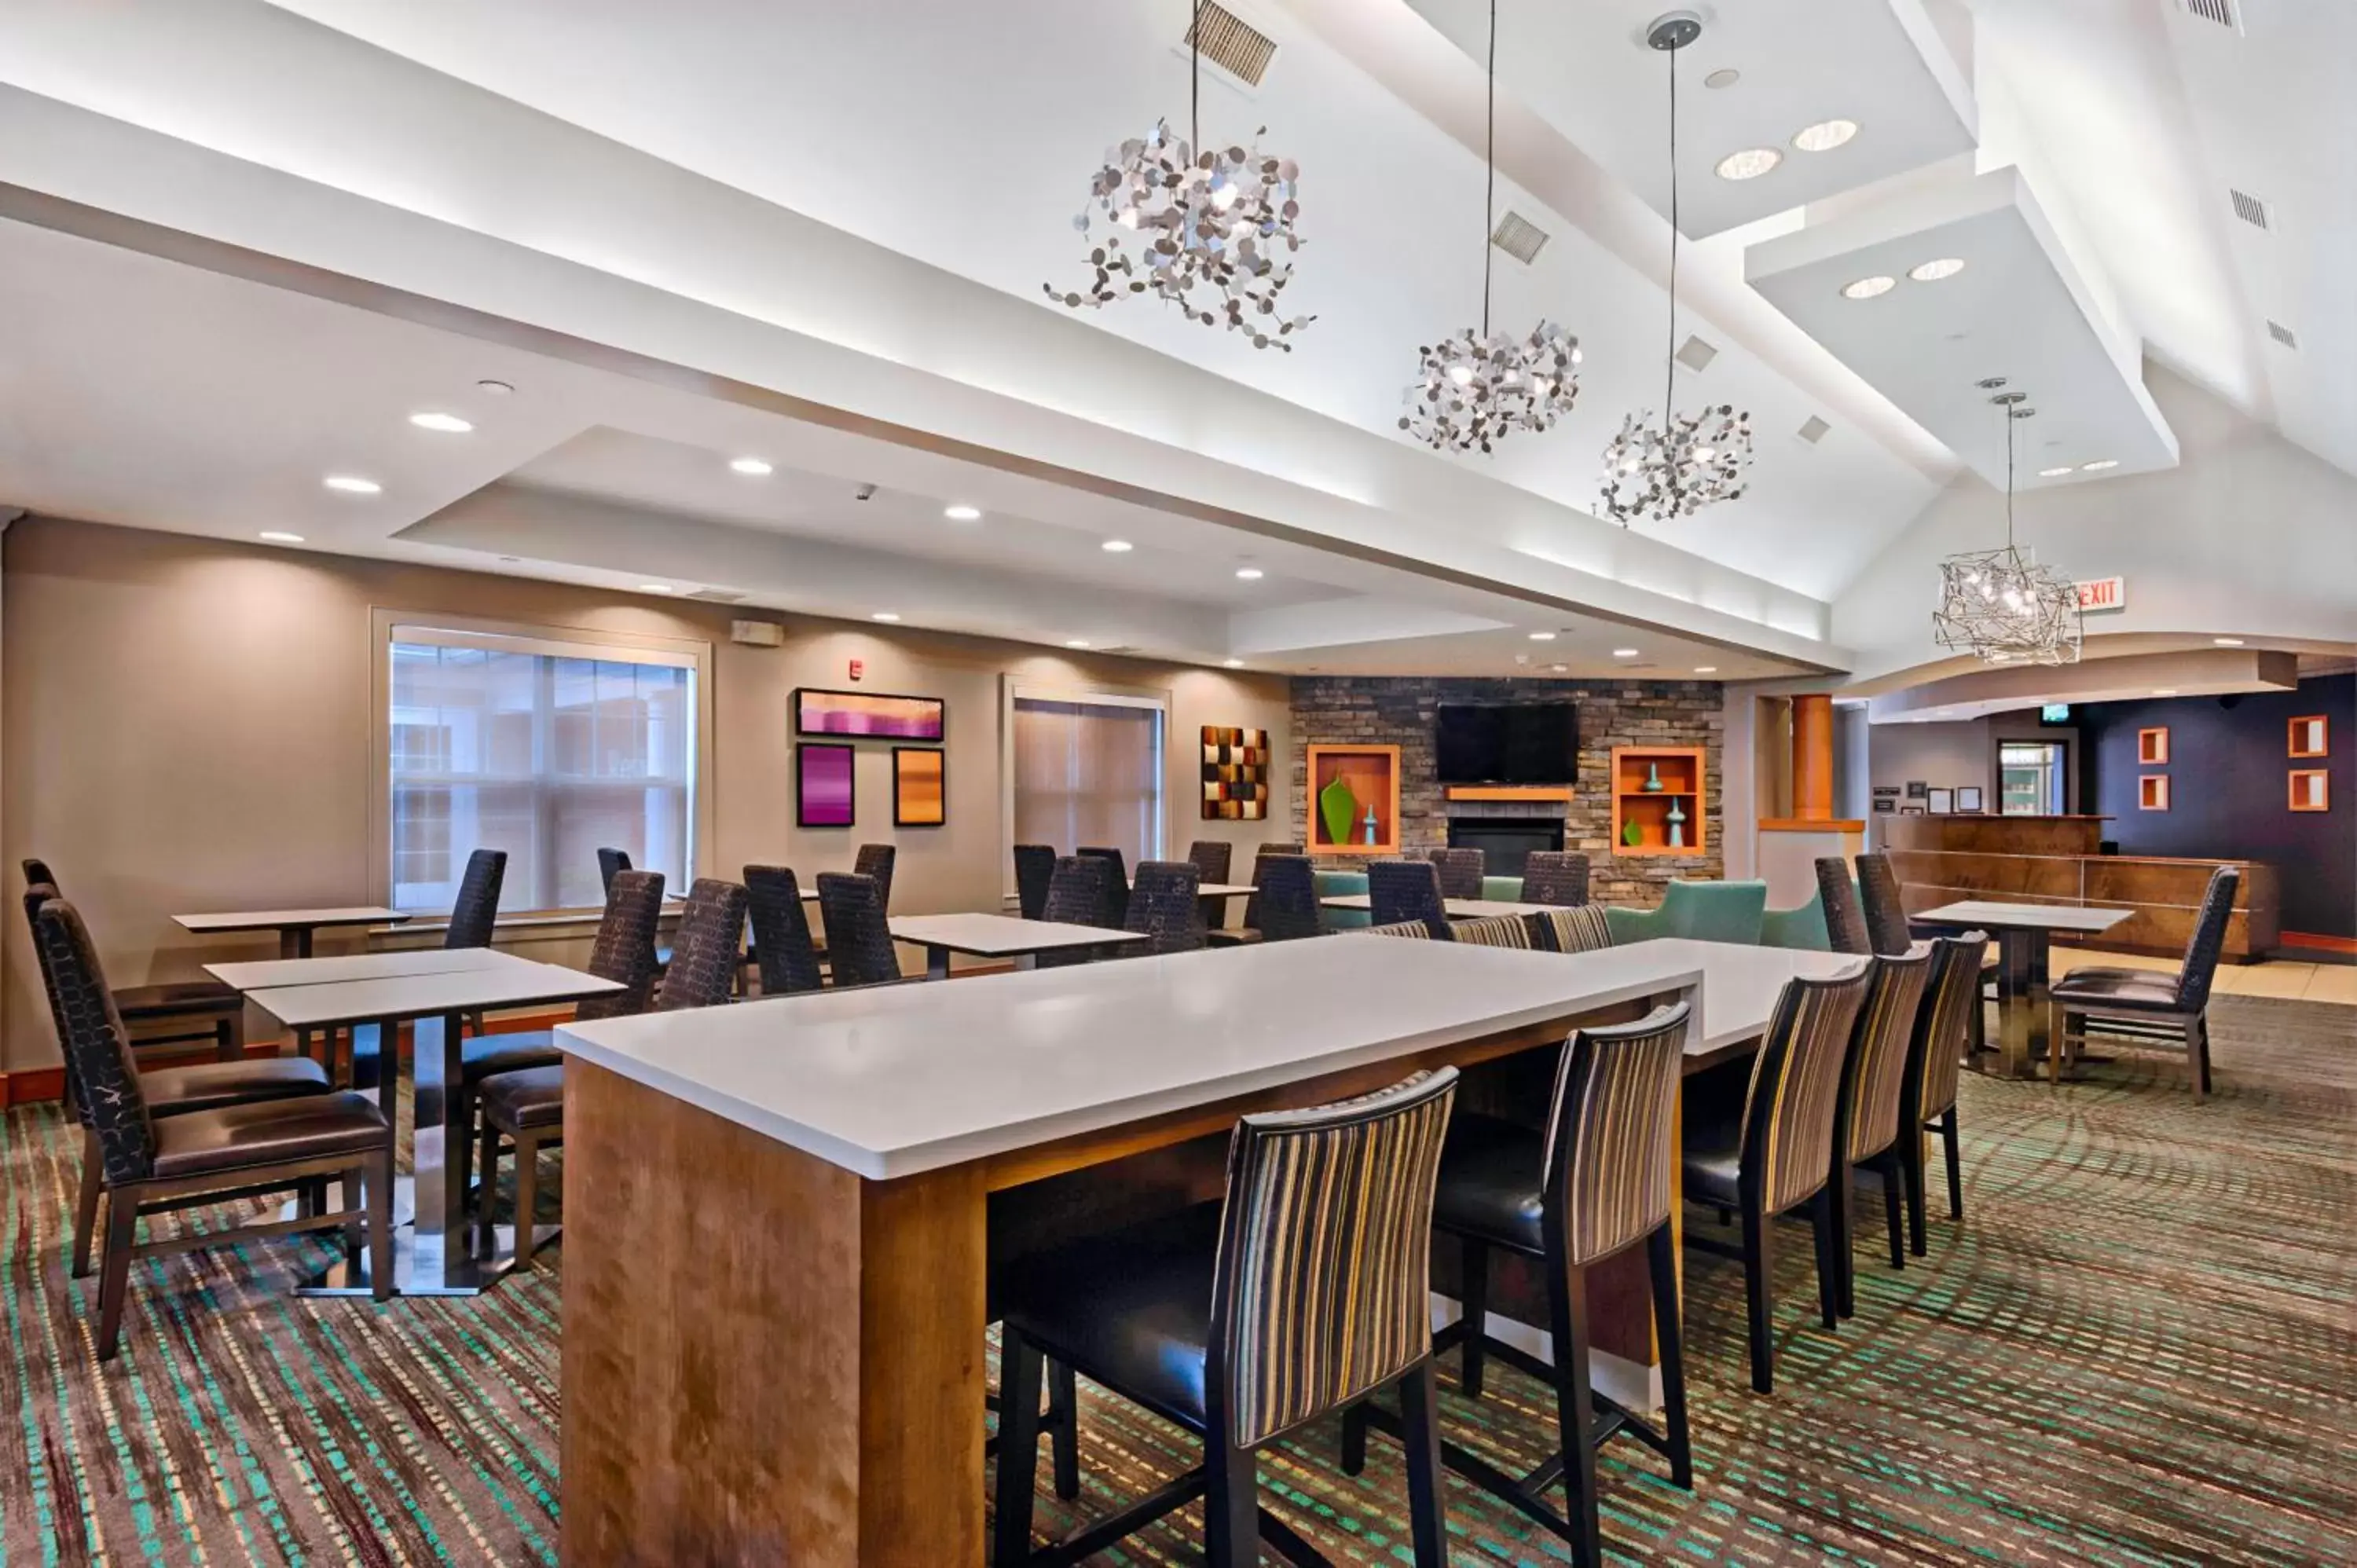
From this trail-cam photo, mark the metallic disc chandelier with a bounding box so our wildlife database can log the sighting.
[1399,0,1581,452]
[1043,2,1311,351]
[1599,13,1753,523]
[1933,387,2084,665]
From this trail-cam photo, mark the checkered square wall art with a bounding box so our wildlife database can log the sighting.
[1200,725,1270,820]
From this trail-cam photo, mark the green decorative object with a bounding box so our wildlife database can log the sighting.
[1622,819,1644,847]
[1318,774,1358,848]
[1644,762,1665,793]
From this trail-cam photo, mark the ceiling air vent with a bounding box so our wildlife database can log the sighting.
[1673,335,1719,372]
[2179,0,2240,31]
[2267,321,2298,350]
[1490,211,1550,264]
[687,587,746,603]
[2229,189,2271,230]
[1182,3,1278,88]
[1797,415,1832,445]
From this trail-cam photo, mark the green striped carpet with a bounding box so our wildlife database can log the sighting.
[4,995,2352,1565]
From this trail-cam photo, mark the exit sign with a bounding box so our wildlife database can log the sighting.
[2075,576,2127,613]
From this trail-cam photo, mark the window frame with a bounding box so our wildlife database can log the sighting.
[368,608,716,918]
[999,676,1171,903]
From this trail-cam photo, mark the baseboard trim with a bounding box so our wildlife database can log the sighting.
[1,1067,66,1107]
[2282,930,2357,955]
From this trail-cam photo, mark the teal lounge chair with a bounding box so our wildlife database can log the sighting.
[1314,869,1371,929]
[1605,879,1769,946]
[1480,876,1525,903]
[1761,887,1832,951]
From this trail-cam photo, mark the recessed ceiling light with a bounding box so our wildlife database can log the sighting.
[2038,466,2073,478]
[1223,658,1244,669]
[1549,663,1568,674]
[1841,276,1897,300]
[1715,148,1782,181]
[1612,648,1640,658]
[2080,460,2119,471]
[409,411,474,433]
[1908,257,1966,283]
[1791,119,1858,152]
[1528,631,1557,641]
[871,612,901,623]
[1695,665,1718,674]
[475,379,515,396]
[2154,688,2178,697]
[1065,639,1092,649]
[639,584,673,594]
[1102,539,1134,553]
[258,530,305,544]
[323,475,381,494]
[943,504,981,521]
[1704,68,1741,90]
[1234,566,1265,580]
[729,457,773,476]
[2213,637,2245,647]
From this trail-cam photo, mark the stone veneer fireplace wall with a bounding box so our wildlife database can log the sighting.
[1287,675,1725,907]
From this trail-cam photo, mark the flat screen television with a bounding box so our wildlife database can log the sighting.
[1435,702,1578,785]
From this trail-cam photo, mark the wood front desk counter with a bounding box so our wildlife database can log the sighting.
[1882,813,2278,961]
[555,937,1860,1564]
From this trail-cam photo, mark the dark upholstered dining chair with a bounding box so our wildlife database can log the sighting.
[1250,855,1323,943]
[1351,1005,1695,1560]
[2052,866,2238,1098]
[25,884,337,1285]
[1519,851,1592,908]
[596,847,631,896]
[1124,860,1207,956]
[1681,962,1872,1393]
[1828,943,1935,1317]
[816,873,900,988]
[1816,858,1873,956]
[1530,904,1614,955]
[1898,932,1988,1254]
[745,866,823,997]
[1033,857,1111,970]
[35,898,394,1359]
[1853,852,1913,957]
[21,859,246,1063]
[660,878,752,1010]
[852,844,897,914]
[995,1069,1459,1568]
[1370,859,1450,939]
[445,848,508,950]
[1186,840,1233,886]
[1076,846,1130,929]
[1427,847,1486,900]
[1012,844,1058,922]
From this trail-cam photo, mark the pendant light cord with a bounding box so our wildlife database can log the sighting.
[2004,401,2018,552]
[1190,0,1201,155]
[1482,0,1497,338]
[1663,38,1679,435]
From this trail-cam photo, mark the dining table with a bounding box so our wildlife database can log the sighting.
[1319,892,1561,921]
[232,954,624,1295]
[552,934,1859,1564]
[1910,899,2132,1079]
[887,913,1149,979]
[174,905,409,959]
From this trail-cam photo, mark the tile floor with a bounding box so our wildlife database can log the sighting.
[2053,945,2357,1005]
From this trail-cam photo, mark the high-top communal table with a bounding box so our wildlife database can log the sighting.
[174,905,409,958]
[555,936,1859,1564]
[236,955,623,1295]
[1912,899,2132,1079]
[886,913,1148,978]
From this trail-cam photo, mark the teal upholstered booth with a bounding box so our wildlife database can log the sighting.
[1760,887,1832,951]
[1604,879,1769,946]
[1313,869,1371,929]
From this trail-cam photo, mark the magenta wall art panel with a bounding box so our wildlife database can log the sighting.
[796,742,856,828]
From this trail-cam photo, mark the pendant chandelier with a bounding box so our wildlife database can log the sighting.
[1399,0,1581,453]
[1043,2,1312,352]
[1599,13,1752,523]
[1932,388,2084,665]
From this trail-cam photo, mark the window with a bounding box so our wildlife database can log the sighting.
[1008,690,1166,874]
[387,625,700,914]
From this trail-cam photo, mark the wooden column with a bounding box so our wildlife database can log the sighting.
[1791,694,1835,823]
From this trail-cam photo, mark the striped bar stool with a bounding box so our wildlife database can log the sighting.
[993,1069,1460,1567]
[1344,1004,1695,1565]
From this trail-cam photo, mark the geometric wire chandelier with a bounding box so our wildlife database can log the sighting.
[1600,12,1753,523]
[1043,1,1313,352]
[1933,387,2084,665]
[1399,0,1582,453]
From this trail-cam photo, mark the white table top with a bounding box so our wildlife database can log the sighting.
[176,906,409,934]
[887,914,1149,958]
[1128,880,1255,898]
[1319,894,1557,919]
[1612,940,1868,1054]
[562,936,1709,1180]
[1913,900,2132,934]
[206,947,533,991]
[246,963,624,1030]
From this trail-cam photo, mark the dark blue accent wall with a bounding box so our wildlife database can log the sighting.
[2080,674,2355,940]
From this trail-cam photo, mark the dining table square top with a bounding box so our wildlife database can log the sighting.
[1912,900,2133,934]
[244,962,625,1030]
[174,906,409,934]
[886,913,1149,958]
[1318,893,1559,919]
[205,947,533,991]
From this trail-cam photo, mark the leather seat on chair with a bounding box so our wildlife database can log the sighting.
[1430,1116,1548,1254]
[998,1203,1222,1427]
[460,1033,563,1084]
[2047,970,2180,1006]
[145,1057,330,1114]
[147,1092,390,1179]
[478,1065,565,1132]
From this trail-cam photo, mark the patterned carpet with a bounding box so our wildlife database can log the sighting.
[3,995,2353,1566]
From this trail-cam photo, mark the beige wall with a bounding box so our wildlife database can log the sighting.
[2,518,1289,1071]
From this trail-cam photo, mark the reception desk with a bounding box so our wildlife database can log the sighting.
[1882,815,2279,962]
